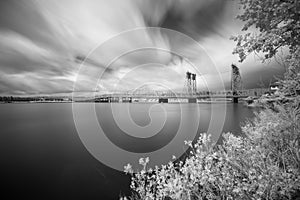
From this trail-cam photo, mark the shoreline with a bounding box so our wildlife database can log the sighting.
[0,101,242,104]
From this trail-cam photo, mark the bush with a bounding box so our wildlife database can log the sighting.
[123,100,300,200]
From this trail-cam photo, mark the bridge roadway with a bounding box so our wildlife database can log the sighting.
[97,94,249,99]
[95,94,251,103]
[98,88,267,97]
[95,88,269,103]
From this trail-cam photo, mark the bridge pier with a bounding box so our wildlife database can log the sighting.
[98,97,109,103]
[233,97,238,103]
[232,91,239,103]
[109,97,119,103]
[122,97,132,103]
[188,98,197,103]
[159,98,168,103]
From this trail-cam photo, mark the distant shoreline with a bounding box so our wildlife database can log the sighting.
[0,101,243,104]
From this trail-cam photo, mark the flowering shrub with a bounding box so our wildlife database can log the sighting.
[123,101,300,200]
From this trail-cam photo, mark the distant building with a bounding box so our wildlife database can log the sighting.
[269,82,281,93]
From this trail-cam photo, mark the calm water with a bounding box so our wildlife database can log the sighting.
[0,103,256,200]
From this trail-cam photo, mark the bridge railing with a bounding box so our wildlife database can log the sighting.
[96,88,270,98]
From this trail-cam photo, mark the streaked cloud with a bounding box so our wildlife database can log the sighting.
[0,0,283,95]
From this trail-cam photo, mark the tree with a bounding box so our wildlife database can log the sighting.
[231,0,300,61]
[231,0,300,94]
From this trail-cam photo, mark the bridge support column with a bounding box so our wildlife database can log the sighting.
[188,98,197,103]
[99,97,109,103]
[233,97,238,103]
[159,98,168,103]
[109,97,119,103]
[122,97,132,103]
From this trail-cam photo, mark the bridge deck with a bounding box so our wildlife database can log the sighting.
[95,88,269,100]
[96,95,249,99]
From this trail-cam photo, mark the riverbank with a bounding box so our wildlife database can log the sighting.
[124,98,300,200]
[244,95,294,108]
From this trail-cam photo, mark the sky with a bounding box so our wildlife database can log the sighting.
[0,0,285,96]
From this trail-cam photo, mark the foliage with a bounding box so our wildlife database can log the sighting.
[230,0,300,101]
[123,102,300,200]
[279,48,300,95]
[230,0,300,95]
[243,99,300,170]
[231,0,300,62]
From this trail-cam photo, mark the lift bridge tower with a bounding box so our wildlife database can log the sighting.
[185,71,197,95]
[231,64,243,103]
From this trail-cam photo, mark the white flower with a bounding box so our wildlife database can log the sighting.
[139,157,150,166]
[124,163,133,174]
[139,158,144,165]
[184,140,193,147]
[145,157,150,164]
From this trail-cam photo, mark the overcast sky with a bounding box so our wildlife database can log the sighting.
[0,0,285,96]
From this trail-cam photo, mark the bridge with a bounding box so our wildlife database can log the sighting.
[94,64,269,103]
[94,88,268,103]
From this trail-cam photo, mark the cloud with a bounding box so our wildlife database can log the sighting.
[0,31,70,75]
[0,0,68,53]
[0,0,284,95]
[0,73,74,95]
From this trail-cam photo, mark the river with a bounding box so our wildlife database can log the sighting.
[0,103,257,200]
